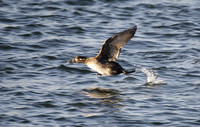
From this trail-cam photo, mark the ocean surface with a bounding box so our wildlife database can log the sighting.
[0,0,200,126]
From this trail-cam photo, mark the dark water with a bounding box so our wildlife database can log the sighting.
[1,0,200,126]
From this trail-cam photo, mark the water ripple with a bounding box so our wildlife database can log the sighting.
[1,0,200,126]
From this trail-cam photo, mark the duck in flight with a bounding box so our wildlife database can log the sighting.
[68,26,137,76]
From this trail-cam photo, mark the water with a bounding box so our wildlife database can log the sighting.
[0,0,200,126]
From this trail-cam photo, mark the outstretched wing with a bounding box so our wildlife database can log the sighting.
[96,26,137,61]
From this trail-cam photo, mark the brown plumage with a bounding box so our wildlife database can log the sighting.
[68,26,137,76]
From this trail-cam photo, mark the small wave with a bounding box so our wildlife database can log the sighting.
[138,68,164,85]
[58,64,92,74]
[32,100,57,108]
[19,31,43,38]
[0,43,18,50]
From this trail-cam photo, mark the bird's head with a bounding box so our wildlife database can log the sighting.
[67,56,87,63]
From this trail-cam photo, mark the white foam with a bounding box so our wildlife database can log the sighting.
[139,68,163,85]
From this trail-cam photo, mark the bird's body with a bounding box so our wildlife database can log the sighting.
[68,26,137,76]
[85,58,124,76]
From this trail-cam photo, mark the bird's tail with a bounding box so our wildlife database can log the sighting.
[122,69,135,75]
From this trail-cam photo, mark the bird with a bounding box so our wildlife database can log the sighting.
[68,26,137,76]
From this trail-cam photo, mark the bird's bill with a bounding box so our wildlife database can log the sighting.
[67,60,72,63]
[67,59,75,63]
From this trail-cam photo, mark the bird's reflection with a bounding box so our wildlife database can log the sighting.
[82,87,123,108]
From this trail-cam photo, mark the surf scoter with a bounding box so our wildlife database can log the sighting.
[68,26,137,76]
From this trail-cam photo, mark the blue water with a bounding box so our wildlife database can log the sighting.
[0,0,200,126]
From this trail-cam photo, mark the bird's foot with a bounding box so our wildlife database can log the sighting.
[97,73,103,76]
[123,69,135,75]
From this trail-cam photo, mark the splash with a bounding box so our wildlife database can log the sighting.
[139,68,163,85]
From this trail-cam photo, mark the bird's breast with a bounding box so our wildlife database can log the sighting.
[86,61,112,76]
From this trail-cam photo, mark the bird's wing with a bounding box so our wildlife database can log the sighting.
[96,26,137,61]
